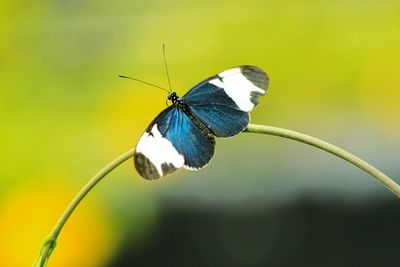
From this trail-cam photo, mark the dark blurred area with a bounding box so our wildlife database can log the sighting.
[109,196,399,267]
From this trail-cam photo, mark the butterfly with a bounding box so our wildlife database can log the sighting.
[134,66,269,179]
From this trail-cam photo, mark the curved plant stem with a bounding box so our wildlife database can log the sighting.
[34,148,135,267]
[34,124,400,266]
[244,124,400,198]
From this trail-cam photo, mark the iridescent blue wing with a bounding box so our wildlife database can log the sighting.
[183,65,269,137]
[134,106,215,180]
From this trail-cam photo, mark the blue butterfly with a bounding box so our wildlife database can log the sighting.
[134,66,269,179]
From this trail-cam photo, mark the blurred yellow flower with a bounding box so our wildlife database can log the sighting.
[0,174,114,267]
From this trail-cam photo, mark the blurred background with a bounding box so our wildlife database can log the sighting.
[1,0,400,266]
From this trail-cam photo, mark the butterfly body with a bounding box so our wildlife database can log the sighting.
[134,65,269,180]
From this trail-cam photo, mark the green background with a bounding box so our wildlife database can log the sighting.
[1,0,399,266]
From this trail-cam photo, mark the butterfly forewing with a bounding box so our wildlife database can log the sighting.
[183,65,268,137]
[134,106,215,179]
[134,107,184,179]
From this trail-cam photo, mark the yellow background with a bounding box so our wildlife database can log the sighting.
[1,0,399,266]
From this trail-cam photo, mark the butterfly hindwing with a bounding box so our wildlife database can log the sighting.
[134,106,215,179]
[184,82,250,137]
[183,65,268,137]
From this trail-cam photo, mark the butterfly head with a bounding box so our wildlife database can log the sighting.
[167,91,179,104]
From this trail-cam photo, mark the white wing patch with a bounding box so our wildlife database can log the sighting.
[210,67,266,112]
[135,124,184,177]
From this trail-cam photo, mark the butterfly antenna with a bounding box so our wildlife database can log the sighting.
[163,44,173,92]
[118,75,170,93]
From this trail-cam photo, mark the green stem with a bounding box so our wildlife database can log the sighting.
[34,148,135,267]
[244,124,400,198]
[34,124,400,266]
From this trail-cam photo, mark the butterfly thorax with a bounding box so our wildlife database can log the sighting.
[168,91,189,112]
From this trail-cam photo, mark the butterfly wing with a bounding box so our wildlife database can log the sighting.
[183,65,269,137]
[134,106,215,179]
